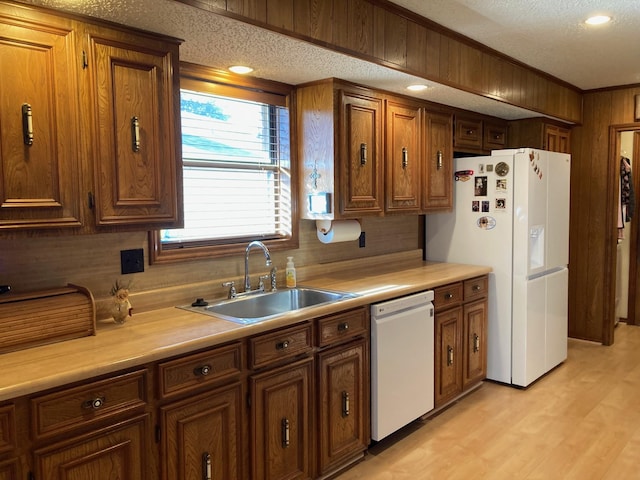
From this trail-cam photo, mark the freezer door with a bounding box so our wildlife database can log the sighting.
[545,152,571,269]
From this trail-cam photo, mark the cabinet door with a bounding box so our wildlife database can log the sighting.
[462,299,488,390]
[0,459,18,480]
[434,306,463,408]
[385,99,421,213]
[317,338,368,475]
[84,29,181,227]
[34,414,151,480]
[161,382,243,480]
[545,124,571,153]
[0,12,82,230]
[250,357,313,480]
[423,111,453,211]
[339,91,384,216]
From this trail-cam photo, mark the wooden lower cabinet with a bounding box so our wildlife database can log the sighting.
[33,414,151,480]
[250,357,313,480]
[160,382,243,480]
[434,276,488,409]
[434,306,463,407]
[317,338,368,476]
[463,299,488,389]
[0,458,18,480]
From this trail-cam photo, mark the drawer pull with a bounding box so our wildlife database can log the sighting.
[472,284,481,292]
[194,365,212,377]
[473,333,480,353]
[281,418,290,448]
[22,103,34,146]
[360,142,367,166]
[338,322,349,332]
[202,452,212,480]
[466,129,474,135]
[276,340,290,350]
[131,116,141,152]
[83,396,105,410]
[342,391,350,417]
[444,293,453,300]
[447,346,454,366]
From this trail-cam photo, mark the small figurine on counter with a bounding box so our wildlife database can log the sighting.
[110,280,132,324]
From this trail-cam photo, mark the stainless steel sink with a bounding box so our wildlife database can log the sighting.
[179,287,358,324]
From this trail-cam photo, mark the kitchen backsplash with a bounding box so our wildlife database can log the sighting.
[0,215,420,308]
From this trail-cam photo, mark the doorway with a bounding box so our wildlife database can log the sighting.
[612,127,640,327]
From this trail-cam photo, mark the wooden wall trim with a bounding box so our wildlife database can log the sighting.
[173,0,582,123]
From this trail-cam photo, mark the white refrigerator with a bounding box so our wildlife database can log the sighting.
[425,148,570,387]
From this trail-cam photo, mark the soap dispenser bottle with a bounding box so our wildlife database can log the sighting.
[285,257,297,288]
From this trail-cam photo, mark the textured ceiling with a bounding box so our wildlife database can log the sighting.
[391,0,640,90]
[23,0,633,121]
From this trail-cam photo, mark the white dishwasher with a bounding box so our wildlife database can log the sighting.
[370,290,434,441]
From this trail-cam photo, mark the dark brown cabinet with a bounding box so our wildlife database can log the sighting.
[385,98,422,214]
[434,276,488,408]
[507,117,571,153]
[454,114,508,154]
[423,111,454,211]
[0,2,182,233]
[0,5,82,231]
[160,383,243,480]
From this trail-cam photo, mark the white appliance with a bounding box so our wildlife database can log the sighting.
[370,290,434,441]
[425,148,570,387]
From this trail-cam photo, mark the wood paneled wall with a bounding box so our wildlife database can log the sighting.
[0,215,420,317]
[569,85,640,344]
[176,0,582,123]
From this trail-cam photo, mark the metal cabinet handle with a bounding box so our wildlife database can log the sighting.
[402,147,408,169]
[444,293,453,300]
[194,364,212,376]
[437,150,443,170]
[360,143,367,166]
[276,340,290,350]
[338,322,349,332]
[447,345,454,366]
[473,333,480,353]
[342,391,350,417]
[131,116,141,152]
[466,129,474,135]
[281,418,290,448]
[82,396,106,410]
[472,284,481,292]
[22,104,34,146]
[202,452,212,480]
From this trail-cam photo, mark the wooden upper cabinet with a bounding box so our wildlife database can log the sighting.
[423,111,453,212]
[340,89,385,217]
[81,25,182,227]
[385,98,421,214]
[507,118,572,153]
[0,7,83,231]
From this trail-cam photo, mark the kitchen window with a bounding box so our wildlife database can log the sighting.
[150,63,297,263]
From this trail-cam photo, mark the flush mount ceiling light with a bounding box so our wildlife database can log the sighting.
[228,65,254,74]
[585,15,611,25]
[407,84,428,92]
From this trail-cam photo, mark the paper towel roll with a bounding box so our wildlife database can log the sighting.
[316,220,361,244]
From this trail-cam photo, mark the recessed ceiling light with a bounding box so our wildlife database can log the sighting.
[585,15,611,25]
[407,84,428,92]
[228,65,254,74]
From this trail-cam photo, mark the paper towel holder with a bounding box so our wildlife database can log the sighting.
[316,219,333,234]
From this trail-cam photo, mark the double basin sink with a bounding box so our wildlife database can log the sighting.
[180,287,358,325]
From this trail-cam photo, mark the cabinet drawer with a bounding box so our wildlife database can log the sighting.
[31,370,147,439]
[317,307,368,347]
[464,276,488,302]
[433,282,463,311]
[0,405,16,454]
[157,342,243,399]
[249,323,313,370]
[455,118,482,149]
[484,123,507,149]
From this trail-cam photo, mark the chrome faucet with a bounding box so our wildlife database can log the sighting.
[244,241,272,291]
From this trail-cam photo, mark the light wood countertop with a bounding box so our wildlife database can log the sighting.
[0,261,490,402]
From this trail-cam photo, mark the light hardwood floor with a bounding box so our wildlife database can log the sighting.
[337,323,640,480]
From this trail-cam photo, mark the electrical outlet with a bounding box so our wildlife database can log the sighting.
[120,248,144,274]
[359,231,366,248]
